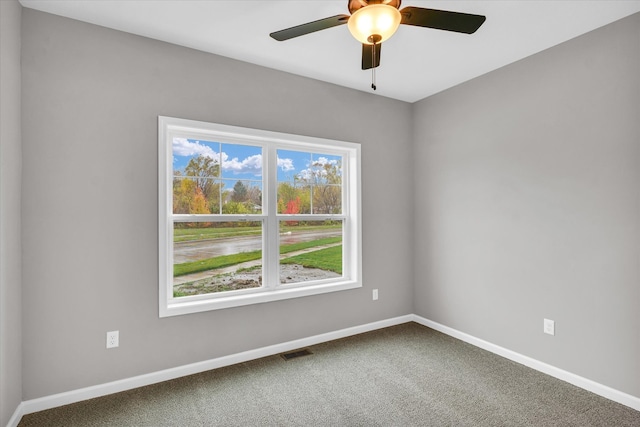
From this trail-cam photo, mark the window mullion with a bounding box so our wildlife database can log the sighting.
[265,144,280,288]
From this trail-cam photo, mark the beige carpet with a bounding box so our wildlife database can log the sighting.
[19,322,640,426]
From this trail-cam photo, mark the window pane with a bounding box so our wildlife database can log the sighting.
[311,153,342,214]
[220,143,262,179]
[173,221,262,297]
[311,154,342,185]
[277,150,342,215]
[172,138,220,214]
[222,179,262,214]
[312,183,341,214]
[173,176,222,214]
[277,182,311,214]
[220,144,263,214]
[277,149,310,214]
[279,220,343,284]
[173,139,262,215]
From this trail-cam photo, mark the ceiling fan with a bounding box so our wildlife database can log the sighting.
[270,0,486,90]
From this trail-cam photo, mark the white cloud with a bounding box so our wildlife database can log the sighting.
[172,138,218,159]
[223,154,262,175]
[313,157,339,167]
[297,157,341,181]
[298,169,312,180]
[277,157,295,172]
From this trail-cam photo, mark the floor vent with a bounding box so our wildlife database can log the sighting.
[281,349,313,360]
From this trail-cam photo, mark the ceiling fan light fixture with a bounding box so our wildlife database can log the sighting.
[347,4,402,44]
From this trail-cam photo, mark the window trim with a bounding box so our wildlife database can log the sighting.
[159,116,361,317]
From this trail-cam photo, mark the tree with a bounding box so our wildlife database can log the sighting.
[184,155,219,199]
[313,184,341,214]
[316,160,342,185]
[292,159,342,214]
[173,176,196,214]
[190,187,210,214]
[277,182,297,214]
[284,197,301,215]
[284,196,301,226]
[246,186,262,210]
[208,193,221,215]
[222,201,250,215]
[232,180,248,202]
[277,182,310,214]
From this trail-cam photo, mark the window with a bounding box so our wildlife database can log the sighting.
[159,117,361,317]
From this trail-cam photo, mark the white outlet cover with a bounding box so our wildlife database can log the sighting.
[543,319,555,336]
[106,330,119,348]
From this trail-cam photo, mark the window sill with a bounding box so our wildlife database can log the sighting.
[160,279,361,317]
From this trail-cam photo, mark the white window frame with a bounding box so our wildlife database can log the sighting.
[159,116,362,317]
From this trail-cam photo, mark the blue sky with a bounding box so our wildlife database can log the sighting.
[172,138,341,182]
[173,138,261,181]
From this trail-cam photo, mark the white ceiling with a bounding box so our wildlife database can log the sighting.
[19,0,640,103]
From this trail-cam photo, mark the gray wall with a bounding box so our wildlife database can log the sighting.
[0,0,23,424]
[413,12,640,398]
[10,2,640,410]
[20,9,414,400]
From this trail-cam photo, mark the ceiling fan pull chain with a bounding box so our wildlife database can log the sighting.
[371,41,377,91]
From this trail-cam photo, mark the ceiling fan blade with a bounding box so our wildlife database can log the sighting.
[362,43,381,70]
[270,15,350,41]
[400,7,486,34]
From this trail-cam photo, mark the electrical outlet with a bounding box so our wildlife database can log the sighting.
[372,289,378,301]
[543,319,555,336]
[106,330,119,348]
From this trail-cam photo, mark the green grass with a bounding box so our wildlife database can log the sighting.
[173,237,342,277]
[174,250,262,277]
[280,245,342,274]
[279,237,341,254]
[173,290,191,298]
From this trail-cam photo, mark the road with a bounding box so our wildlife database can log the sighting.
[173,230,341,264]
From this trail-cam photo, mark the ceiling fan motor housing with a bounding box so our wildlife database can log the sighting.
[348,0,402,15]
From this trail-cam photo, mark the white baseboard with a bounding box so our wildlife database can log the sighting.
[6,403,25,427]
[410,314,640,412]
[10,314,412,425]
[8,313,639,426]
